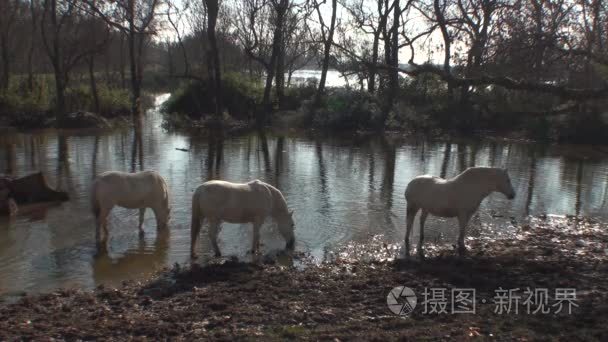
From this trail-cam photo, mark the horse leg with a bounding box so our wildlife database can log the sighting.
[405,204,418,259]
[418,209,428,259]
[208,219,221,257]
[138,208,145,237]
[95,215,102,250]
[97,206,111,251]
[251,218,263,255]
[457,212,472,256]
[190,212,203,259]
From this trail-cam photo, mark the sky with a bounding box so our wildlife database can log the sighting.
[160,0,442,66]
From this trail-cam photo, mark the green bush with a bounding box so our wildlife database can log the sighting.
[0,77,53,127]
[554,111,608,144]
[282,83,317,110]
[0,76,131,128]
[163,73,261,120]
[64,85,130,117]
[307,89,383,130]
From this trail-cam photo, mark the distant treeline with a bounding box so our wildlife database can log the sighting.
[1,1,608,141]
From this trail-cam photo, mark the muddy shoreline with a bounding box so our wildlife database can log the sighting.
[1,217,607,340]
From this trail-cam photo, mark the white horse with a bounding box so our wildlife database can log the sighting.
[190,179,295,258]
[91,171,171,250]
[405,167,515,258]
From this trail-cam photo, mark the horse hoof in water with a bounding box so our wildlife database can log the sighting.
[214,251,221,258]
[190,252,198,260]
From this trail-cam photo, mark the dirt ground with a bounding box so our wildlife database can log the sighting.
[1,216,607,341]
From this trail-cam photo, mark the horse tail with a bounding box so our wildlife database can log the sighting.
[404,182,413,202]
[190,190,202,231]
[190,190,203,257]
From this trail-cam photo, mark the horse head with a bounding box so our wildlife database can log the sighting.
[497,168,516,200]
[276,210,295,249]
[157,206,171,229]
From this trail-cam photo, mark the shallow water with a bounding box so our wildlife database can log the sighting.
[1,93,608,298]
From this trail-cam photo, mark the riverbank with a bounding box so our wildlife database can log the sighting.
[1,216,606,340]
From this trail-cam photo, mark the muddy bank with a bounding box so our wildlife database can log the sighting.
[1,217,607,341]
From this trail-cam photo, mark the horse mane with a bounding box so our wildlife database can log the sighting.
[263,183,289,215]
[454,166,501,180]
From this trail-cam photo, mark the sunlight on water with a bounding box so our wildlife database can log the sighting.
[1,93,608,298]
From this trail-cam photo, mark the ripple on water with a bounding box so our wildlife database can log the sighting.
[2,93,608,297]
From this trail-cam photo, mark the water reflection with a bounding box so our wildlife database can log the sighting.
[93,228,170,286]
[131,117,144,172]
[4,143,16,175]
[1,93,608,297]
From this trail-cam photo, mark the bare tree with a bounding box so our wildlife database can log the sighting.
[312,0,338,106]
[0,0,20,91]
[40,0,107,120]
[82,0,162,119]
[205,0,223,117]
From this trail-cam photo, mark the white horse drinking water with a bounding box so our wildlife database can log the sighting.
[190,179,295,258]
[404,167,515,258]
[91,171,171,250]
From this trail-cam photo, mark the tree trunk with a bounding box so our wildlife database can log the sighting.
[205,0,222,117]
[127,1,141,119]
[276,44,286,109]
[54,72,66,119]
[434,0,454,102]
[262,59,276,122]
[27,0,37,92]
[384,0,400,124]
[368,31,380,93]
[119,33,126,89]
[274,1,288,110]
[315,0,337,106]
[0,37,9,91]
[261,1,289,121]
[88,56,100,114]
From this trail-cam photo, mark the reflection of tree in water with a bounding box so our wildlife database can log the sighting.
[258,130,271,173]
[457,142,467,173]
[469,142,479,167]
[56,135,75,192]
[561,157,586,218]
[382,144,397,234]
[380,137,395,210]
[440,141,452,178]
[274,136,285,188]
[3,142,17,175]
[315,139,330,214]
[367,142,375,192]
[488,141,497,166]
[525,145,537,217]
[92,229,171,286]
[130,118,144,172]
[92,136,100,179]
[205,132,224,180]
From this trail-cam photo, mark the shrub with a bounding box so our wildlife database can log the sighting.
[308,89,383,130]
[0,78,53,128]
[282,83,317,110]
[64,85,130,117]
[554,110,608,144]
[163,73,261,120]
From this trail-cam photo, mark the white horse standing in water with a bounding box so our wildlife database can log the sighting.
[91,171,171,250]
[190,179,295,258]
[405,167,515,258]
